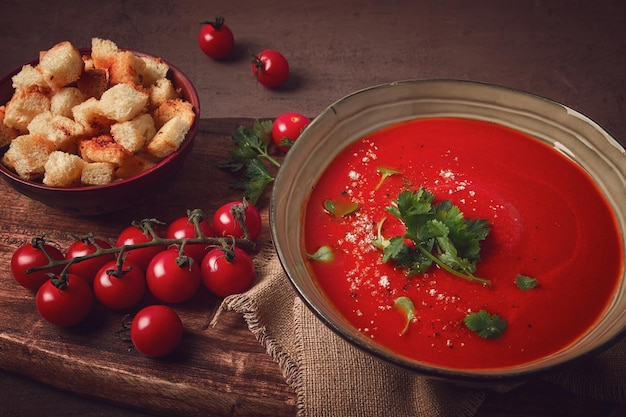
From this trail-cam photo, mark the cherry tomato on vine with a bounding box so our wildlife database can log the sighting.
[116,225,165,272]
[201,246,255,297]
[65,238,115,285]
[93,260,146,310]
[212,200,262,241]
[36,274,94,327]
[130,305,183,358]
[146,249,201,303]
[251,49,289,88]
[166,216,215,265]
[271,112,310,152]
[11,239,64,291]
[198,16,235,59]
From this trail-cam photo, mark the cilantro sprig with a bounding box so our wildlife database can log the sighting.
[219,120,279,205]
[374,186,492,286]
[464,310,507,338]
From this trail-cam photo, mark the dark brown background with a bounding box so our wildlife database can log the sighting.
[1,1,625,416]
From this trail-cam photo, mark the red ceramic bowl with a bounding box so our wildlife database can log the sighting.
[0,48,200,215]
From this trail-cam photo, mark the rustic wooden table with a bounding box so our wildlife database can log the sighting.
[0,1,625,416]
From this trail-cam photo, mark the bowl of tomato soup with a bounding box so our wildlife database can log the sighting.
[270,79,626,381]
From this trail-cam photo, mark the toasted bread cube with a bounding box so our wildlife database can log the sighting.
[38,41,84,90]
[0,106,20,148]
[1,134,56,180]
[78,134,133,166]
[110,113,156,153]
[109,50,146,86]
[99,82,149,122]
[140,56,169,87]
[81,161,116,185]
[149,78,180,110]
[115,151,157,179]
[72,97,111,136]
[50,87,85,118]
[151,98,195,129]
[77,67,108,99]
[4,86,51,132]
[11,64,47,91]
[27,111,83,152]
[146,115,189,158]
[91,37,120,70]
[43,151,85,186]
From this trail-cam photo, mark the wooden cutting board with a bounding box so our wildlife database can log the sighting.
[0,118,297,416]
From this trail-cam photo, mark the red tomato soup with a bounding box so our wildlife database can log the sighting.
[303,117,624,370]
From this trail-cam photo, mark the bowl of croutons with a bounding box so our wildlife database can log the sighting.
[0,38,199,215]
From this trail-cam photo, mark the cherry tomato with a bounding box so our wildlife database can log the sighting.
[166,215,214,265]
[130,305,183,358]
[11,239,64,291]
[201,247,255,297]
[65,237,115,285]
[93,260,146,310]
[212,200,262,241]
[145,249,201,303]
[116,225,165,272]
[198,16,235,59]
[251,49,289,88]
[36,274,94,327]
[271,112,310,152]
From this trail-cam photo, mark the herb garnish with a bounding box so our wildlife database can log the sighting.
[373,186,492,286]
[394,296,416,336]
[306,245,334,262]
[515,274,538,290]
[219,120,278,205]
[464,310,508,338]
[375,167,402,190]
[324,199,359,218]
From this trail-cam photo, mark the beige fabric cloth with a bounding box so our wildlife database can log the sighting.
[214,243,626,416]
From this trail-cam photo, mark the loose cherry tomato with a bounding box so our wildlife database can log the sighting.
[271,112,310,152]
[212,200,262,241]
[166,215,214,265]
[93,260,146,310]
[145,249,201,303]
[11,238,64,291]
[36,274,94,327]
[201,247,255,297]
[198,16,235,59]
[251,49,289,88]
[65,237,115,285]
[131,305,183,358]
[116,225,165,272]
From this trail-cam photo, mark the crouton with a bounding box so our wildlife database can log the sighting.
[11,64,47,91]
[38,41,84,90]
[72,97,112,136]
[146,115,189,158]
[109,50,146,86]
[148,77,180,110]
[110,113,156,153]
[43,150,85,186]
[140,56,169,87]
[76,67,108,99]
[98,82,149,122]
[4,86,51,132]
[91,37,120,70]
[151,98,195,129]
[27,111,83,152]
[50,87,85,118]
[1,134,55,180]
[78,134,133,166]
[115,152,157,179]
[81,161,115,185]
[0,106,20,148]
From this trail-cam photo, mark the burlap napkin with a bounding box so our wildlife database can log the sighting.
[214,243,626,416]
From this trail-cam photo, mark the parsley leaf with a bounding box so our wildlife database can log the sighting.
[464,310,507,338]
[515,274,538,290]
[393,296,416,335]
[306,245,334,262]
[324,199,359,218]
[376,186,492,286]
[219,120,279,205]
